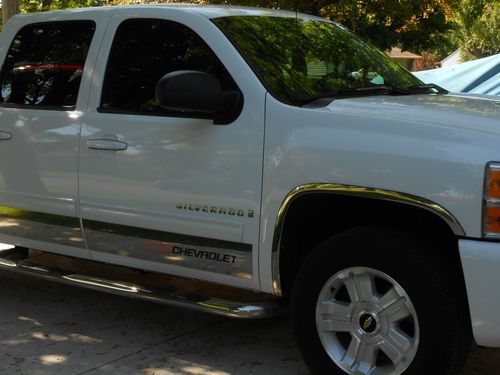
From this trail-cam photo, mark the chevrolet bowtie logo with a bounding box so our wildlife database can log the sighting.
[362,316,373,331]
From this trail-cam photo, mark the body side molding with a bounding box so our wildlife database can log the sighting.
[0,206,84,248]
[83,219,253,279]
[271,183,466,296]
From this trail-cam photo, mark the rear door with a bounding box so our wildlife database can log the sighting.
[0,17,102,258]
[79,10,266,289]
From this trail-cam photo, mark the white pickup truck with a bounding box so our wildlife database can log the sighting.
[0,5,499,374]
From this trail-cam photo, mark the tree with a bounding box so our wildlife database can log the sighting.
[21,0,102,13]
[3,0,21,25]
[16,0,498,62]
[158,0,456,52]
[291,0,456,52]
[452,0,500,60]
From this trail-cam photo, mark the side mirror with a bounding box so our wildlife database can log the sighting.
[155,70,242,124]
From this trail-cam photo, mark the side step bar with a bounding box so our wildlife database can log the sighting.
[0,247,284,319]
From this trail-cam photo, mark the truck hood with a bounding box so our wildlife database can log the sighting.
[323,93,500,134]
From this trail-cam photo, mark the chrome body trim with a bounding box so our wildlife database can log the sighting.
[83,219,253,279]
[0,131,12,141]
[0,206,84,248]
[271,183,466,295]
[0,247,283,319]
[86,139,128,151]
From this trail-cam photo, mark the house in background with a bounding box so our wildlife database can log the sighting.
[386,47,422,71]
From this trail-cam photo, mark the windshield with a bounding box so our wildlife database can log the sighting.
[212,16,423,105]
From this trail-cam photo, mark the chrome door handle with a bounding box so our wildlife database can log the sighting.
[86,139,128,151]
[0,131,12,141]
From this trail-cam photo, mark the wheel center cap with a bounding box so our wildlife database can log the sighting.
[359,313,377,333]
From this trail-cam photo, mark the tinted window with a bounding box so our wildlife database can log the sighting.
[0,21,96,110]
[100,18,238,116]
[213,16,421,105]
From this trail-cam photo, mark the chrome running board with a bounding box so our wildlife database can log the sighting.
[0,247,284,319]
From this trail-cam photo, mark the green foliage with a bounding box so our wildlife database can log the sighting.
[14,0,499,62]
[322,1,455,52]
[208,0,499,59]
[423,29,458,60]
[15,0,456,53]
[168,0,457,52]
[453,0,500,60]
[21,0,102,13]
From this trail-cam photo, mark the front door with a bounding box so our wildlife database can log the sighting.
[79,11,266,289]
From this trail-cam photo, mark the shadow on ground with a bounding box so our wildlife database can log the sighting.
[0,272,496,374]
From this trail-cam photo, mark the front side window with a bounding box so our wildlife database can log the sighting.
[213,16,422,105]
[0,21,96,110]
[100,18,238,116]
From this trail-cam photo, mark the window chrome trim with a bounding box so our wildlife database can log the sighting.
[271,183,466,296]
[0,103,76,111]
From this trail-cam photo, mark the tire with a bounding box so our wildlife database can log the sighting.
[291,226,471,375]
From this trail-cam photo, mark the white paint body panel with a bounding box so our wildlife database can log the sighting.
[0,12,109,259]
[460,239,500,346]
[0,5,500,345]
[259,93,500,292]
[78,9,265,289]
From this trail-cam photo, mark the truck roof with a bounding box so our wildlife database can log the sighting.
[9,4,325,22]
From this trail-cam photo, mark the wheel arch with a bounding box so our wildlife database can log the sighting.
[271,183,466,297]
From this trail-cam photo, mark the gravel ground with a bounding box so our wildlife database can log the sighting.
[0,271,498,375]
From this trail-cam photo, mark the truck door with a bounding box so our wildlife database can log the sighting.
[78,10,266,290]
[0,18,101,258]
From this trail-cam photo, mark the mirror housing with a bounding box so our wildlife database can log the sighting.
[155,70,242,124]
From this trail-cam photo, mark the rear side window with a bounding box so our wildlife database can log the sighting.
[0,21,96,110]
[100,18,238,116]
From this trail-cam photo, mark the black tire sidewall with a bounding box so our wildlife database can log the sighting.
[291,227,469,375]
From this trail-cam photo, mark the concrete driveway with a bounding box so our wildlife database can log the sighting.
[0,271,498,375]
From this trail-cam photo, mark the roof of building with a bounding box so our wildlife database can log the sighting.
[386,47,422,59]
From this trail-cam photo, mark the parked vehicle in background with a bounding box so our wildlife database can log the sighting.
[0,5,499,374]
